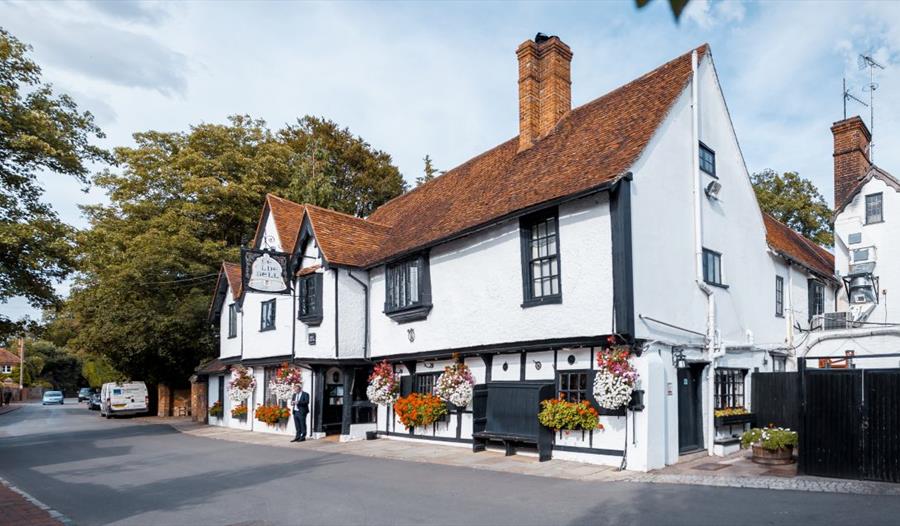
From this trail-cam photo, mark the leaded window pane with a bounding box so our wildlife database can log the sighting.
[866,193,883,224]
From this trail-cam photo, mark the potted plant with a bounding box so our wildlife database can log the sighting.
[538,396,603,433]
[394,393,448,429]
[255,404,290,426]
[366,360,399,406]
[433,357,475,408]
[714,407,755,427]
[741,426,798,465]
[209,400,224,419]
[231,404,248,421]
[593,347,638,411]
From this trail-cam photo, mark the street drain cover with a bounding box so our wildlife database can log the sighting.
[693,463,730,471]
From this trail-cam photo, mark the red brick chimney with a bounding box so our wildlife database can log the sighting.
[832,116,871,206]
[517,33,572,152]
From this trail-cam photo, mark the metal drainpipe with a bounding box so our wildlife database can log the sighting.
[347,270,369,359]
[690,50,718,457]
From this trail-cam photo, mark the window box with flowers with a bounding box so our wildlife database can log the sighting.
[538,397,603,440]
[394,393,448,430]
[209,400,224,419]
[255,404,291,426]
[231,404,248,421]
[714,407,755,427]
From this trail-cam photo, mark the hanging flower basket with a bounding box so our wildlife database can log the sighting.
[228,365,256,404]
[366,360,399,406]
[433,359,475,408]
[269,362,302,403]
[394,393,448,429]
[593,347,638,410]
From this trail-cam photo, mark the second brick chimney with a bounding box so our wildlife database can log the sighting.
[832,116,872,206]
[517,33,573,152]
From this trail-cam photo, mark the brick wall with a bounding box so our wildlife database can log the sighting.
[832,116,871,206]
[191,381,207,422]
[516,34,572,152]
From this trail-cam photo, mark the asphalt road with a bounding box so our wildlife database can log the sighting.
[1,402,899,526]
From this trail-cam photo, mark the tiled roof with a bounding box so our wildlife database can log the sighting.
[763,213,835,279]
[361,45,709,265]
[254,194,306,254]
[223,262,242,299]
[195,358,228,375]
[0,347,19,365]
[305,205,390,267]
[296,264,321,277]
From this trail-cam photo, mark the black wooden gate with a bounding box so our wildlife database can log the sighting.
[799,365,900,483]
[751,372,799,430]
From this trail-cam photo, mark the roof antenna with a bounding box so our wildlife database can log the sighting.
[842,77,866,121]
[858,54,885,161]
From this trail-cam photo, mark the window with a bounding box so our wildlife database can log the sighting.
[260,299,276,331]
[384,255,432,322]
[227,304,237,339]
[1,365,11,374]
[263,367,285,407]
[714,368,746,410]
[298,274,323,325]
[520,209,561,306]
[414,373,439,395]
[558,370,590,403]
[702,248,724,287]
[865,193,883,224]
[808,279,824,321]
[848,232,862,245]
[775,276,784,317]
[699,142,716,176]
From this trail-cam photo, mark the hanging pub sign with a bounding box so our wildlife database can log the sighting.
[241,248,291,294]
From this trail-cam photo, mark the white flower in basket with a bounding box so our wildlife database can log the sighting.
[434,362,475,408]
[228,366,256,403]
[592,348,637,410]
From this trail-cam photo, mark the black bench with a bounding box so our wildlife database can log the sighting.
[471,381,555,462]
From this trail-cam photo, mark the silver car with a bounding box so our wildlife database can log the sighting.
[42,391,64,405]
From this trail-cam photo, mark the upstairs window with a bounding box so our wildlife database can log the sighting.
[702,248,724,287]
[699,142,716,176]
[775,276,784,318]
[865,193,883,224]
[714,368,746,410]
[298,273,323,326]
[807,279,825,321]
[260,299,276,331]
[1,365,11,374]
[227,303,237,338]
[384,255,432,322]
[520,209,562,307]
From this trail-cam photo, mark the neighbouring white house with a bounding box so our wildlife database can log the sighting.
[201,34,840,471]
[799,116,900,369]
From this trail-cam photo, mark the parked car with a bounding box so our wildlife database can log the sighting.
[88,392,101,411]
[100,381,148,418]
[42,391,64,405]
[78,387,94,402]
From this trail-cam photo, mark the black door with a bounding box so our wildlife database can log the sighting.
[323,369,344,435]
[678,365,703,453]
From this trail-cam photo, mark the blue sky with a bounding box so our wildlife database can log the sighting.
[2,0,899,322]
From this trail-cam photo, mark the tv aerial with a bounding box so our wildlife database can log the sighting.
[858,54,885,160]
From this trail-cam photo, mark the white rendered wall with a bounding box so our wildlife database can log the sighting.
[219,283,242,360]
[369,194,614,358]
[337,268,367,359]
[294,270,338,360]
[834,176,900,324]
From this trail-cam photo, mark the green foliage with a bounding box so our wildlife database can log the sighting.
[537,397,601,431]
[0,339,86,392]
[0,29,112,338]
[64,115,404,384]
[752,169,834,247]
[81,354,121,388]
[741,427,798,451]
[415,154,442,187]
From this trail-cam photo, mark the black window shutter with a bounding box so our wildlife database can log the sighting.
[807,279,815,322]
[400,375,413,397]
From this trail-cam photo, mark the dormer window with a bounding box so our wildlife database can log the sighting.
[384,255,432,323]
[298,274,323,326]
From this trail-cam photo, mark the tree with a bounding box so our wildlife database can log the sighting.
[0,28,112,338]
[415,154,442,187]
[751,169,833,247]
[64,115,404,384]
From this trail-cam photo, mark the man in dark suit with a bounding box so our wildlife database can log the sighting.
[291,384,309,442]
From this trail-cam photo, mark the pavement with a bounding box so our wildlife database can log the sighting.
[164,418,900,497]
[3,402,900,526]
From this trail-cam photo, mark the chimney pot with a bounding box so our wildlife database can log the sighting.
[832,116,871,207]
[517,34,572,152]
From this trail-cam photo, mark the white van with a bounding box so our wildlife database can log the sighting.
[100,381,149,418]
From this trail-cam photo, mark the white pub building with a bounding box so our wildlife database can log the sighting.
[203,34,844,471]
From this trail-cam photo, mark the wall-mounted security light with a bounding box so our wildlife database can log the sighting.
[705,180,722,200]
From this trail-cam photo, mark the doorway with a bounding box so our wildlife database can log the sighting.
[323,367,344,435]
[677,364,704,454]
